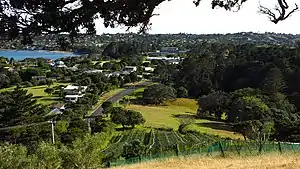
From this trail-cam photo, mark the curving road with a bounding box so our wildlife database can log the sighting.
[88,81,151,118]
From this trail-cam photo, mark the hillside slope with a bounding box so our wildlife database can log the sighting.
[113,153,300,169]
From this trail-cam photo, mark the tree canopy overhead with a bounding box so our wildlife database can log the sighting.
[0,0,298,43]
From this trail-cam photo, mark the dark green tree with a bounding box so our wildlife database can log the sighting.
[129,72,138,83]
[262,67,286,95]
[0,74,10,88]
[0,87,45,127]
[126,110,145,128]
[44,88,54,95]
[102,101,113,116]
[143,84,176,105]
[110,107,128,128]
[197,91,231,119]
[176,86,188,98]
[122,140,146,160]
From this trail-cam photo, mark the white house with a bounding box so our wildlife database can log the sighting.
[84,69,103,74]
[65,94,85,103]
[63,85,87,95]
[144,67,154,72]
[51,60,67,68]
[122,66,137,73]
[63,85,87,103]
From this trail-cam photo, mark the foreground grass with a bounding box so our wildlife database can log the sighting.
[113,153,300,169]
[126,98,241,139]
[0,83,69,105]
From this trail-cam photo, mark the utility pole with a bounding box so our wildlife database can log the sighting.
[49,120,55,144]
[87,118,92,133]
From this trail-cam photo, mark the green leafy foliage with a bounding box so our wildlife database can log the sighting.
[143,84,176,105]
[122,140,146,160]
[111,107,145,128]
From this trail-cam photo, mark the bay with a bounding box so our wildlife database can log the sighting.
[0,50,79,60]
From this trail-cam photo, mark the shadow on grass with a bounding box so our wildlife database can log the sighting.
[32,96,43,99]
[172,114,197,119]
[40,98,61,102]
[29,86,47,89]
[196,122,234,132]
[115,127,134,131]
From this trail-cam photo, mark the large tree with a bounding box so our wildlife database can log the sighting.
[0,0,297,43]
[0,87,46,127]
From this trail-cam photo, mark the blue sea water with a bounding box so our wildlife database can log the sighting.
[0,50,79,60]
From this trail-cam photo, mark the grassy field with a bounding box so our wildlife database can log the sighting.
[113,153,300,169]
[126,98,241,139]
[0,83,69,105]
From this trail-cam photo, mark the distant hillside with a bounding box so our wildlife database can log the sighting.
[1,32,300,52]
[113,153,300,169]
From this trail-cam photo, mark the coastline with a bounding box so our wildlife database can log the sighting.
[0,48,74,54]
[0,49,80,60]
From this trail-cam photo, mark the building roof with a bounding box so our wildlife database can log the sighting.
[84,69,103,74]
[49,108,63,115]
[124,66,137,68]
[52,103,65,109]
[64,85,87,91]
[65,94,85,98]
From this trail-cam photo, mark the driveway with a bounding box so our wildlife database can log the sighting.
[88,81,151,118]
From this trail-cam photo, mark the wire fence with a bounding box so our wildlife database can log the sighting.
[108,141,300,167]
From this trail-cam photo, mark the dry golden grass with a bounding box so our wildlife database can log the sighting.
[113,153,300,169]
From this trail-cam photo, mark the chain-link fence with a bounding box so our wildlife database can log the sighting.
[108,141,300,167]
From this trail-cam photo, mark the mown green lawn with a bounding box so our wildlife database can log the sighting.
[126,98,242,139]
[0,82,69,105]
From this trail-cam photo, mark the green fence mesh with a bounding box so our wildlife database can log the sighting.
[108,141,300,167]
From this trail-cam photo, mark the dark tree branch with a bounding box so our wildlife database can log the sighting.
[0,0,298,44]
[259,0,299,24]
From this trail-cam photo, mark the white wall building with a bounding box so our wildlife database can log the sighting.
[122,66,137,73]
[63,85,87,103]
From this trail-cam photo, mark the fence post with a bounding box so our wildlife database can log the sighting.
[175,143,179,157]
[219,142,225,157]
[278,142,282,154]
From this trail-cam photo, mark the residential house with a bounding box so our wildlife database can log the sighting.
[51,60,67,68]
[63,84,87,103]
[144,67,154,72]
[122,66,137,73]
[84,69,103,74]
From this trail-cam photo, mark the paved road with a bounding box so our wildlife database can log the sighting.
[88,81,151,118]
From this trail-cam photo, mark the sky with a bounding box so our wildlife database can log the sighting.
[94,0,300,34]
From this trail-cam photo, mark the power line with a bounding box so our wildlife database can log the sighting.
[0,121,50,131]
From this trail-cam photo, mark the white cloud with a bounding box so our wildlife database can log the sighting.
[95,0,300,34]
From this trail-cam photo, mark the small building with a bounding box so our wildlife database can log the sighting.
[65,94,85,103]
[51,103,66,111]
[160,47,179,53]
[51,60,67,68]
[122,66,137,73]
[144,67,154,72]
[84,69,103,74]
